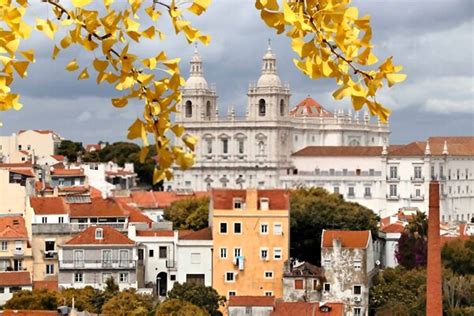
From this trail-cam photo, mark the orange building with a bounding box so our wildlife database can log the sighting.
[210,189,290,298]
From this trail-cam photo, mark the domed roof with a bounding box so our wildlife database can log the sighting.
[184,76,209,90]
[289,97,332,117]
[257,74,282,87]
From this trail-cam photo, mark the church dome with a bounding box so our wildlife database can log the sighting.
[184,76,209,90]
[257,74,282,87]
[256,41,282,88]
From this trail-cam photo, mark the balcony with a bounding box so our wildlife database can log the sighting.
[13,249,24,256]
[32,222,127,234]
[59,260,136,270]
[386,176,400,182]
[410,176,425,183]
[410,194,425,201]
[42,250,58,260]
[166,260,177,270]
[386,194,400,201]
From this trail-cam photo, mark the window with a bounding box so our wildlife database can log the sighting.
[294,279,303,290]
[42,217,47,224]
[102,249,112,267]
[27,145,31,150]
[260,248,268,260]
[220,248,227,259]
[416,188,421,197]
[273,248,282,260]
[353,308,362,316]
[348,187,355,197]
[225,272,235,282]
[440,166,444,178]
[389,184,397,197]
[119,272,128,283]
[353,285,362,295]
[18,145,22,150]
[364,187,371,197]
[159,246,167,259]
[324,259,331,267]
[233,198,243,209]
[228,291,236,297]
[1,242,7,251]
[234,222,242,234]
[0,287,4,294]
[95,228,103,239]
[414,166,422,179]
[186,274,204,285]
[205,101,211,118]
[191,253,201,264]
[313,280,319,290]
[73,250,84,267]
[258,99,266,116]
[46,264,54,275]
[264,271,273,279]
[280,99,285,116]
[457,169,460,180]
[185,100,192,118]
[273,223,282,235]
[170,274,176,281]
[58,178,64,186]
[260,223,268,235]
[234,248,241,257]
[353,260,362,270]
[260,198,269,210]
[222,138,229,154]
[206,139,213,154]
[333,186,339,194]
[10,286,21,293]
[74,272,83,283]
[264,291,273,296]
[220,222,228,234]
[119,250,129,267]
[149,249,154,257]
[323,283,331,292]
[390,166,398,179]
[58,217,64,223]
[245,306,251,315]
[238,139,244,154]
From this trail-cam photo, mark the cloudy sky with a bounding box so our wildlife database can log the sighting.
[1,0,473,144]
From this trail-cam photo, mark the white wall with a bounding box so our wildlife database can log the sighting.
[0,285,32,305]
[176,240,212,286]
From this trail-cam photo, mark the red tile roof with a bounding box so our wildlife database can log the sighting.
[121,203,154,225]
[50,155,65,161]
[136,230,174,237]
[0,271,31,286]
[380,222,405,234]
[322,230,370,248]
[0,162,33,168]
[212,189,289,210]
[121,191,210,209]
[30,197,68,215]
[228,296,275,307]
[33,280,58,291]
[289,97,332,117]
[0,216,28,239]
[65,226,135,245]
[19,150,29,155]
[271,302,343,316]
[18,129,56,135]
[9,168,35,177]
[178,227,212,240]
[51,168,84,176]
[68,198,126,218]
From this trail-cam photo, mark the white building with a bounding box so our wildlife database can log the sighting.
[128,226,212,296]
[168,44,389,191]
[0,130,62,163]
[0,271,33,305]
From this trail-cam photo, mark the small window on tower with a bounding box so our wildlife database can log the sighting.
[185,100,192,118]
[259,99,266,116]
[280,99,285,116]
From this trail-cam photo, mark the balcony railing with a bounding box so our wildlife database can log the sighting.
[59,260,136,270]
[386,194,400,201]
[32,222,127,234]
[410,176,425,183]
[43,250,58,260]
[386,176,400,182]
[410,194,425,201]
[364,194,372,198]
[295,170,382,178]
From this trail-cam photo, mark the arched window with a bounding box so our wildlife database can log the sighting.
[280,99,285,116]
[259,99,266,117]
[349,139,360,146]
[206,101,211,119]
[185,100,192,118]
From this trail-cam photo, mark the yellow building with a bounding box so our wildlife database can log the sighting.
[211,189,289,298]
[0,216,33,273]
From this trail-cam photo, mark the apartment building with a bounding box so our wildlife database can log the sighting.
[0,130,62,163]
[0,271,32,305]
[210,189,290,298]
[0,216,33,273]
[0,162,35,214]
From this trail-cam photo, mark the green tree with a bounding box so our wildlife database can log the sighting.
[395,212,428,269]
[57,140,84,162]
[98,142,140,166]
[164,197,210,230]
[167,282,226,316]
[290,187,379,265]
[101,289,156,316]
[442,238,474,275]
[4,288,58,310]
[58,286,103,314]
[155,299,207,316]
[443,271,474,315]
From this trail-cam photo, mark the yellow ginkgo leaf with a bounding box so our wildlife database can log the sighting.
[112,97,128,108]
[386,73,407,87]
[139,146,149,164]
[188,0,211,16]
[127,118,145,140]
[71,0,92,8]
[12,61,29,78]
[20,50,35,63]
[77,68,89,80]
[52,45,60,60]
[65,59,79,72]
[93,59,108,72]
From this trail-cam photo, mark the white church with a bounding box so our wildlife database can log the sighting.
[170,44,390,191]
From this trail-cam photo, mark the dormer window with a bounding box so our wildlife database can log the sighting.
[95,228,103,240]
[259,198,269,210]
[233,198,243,209]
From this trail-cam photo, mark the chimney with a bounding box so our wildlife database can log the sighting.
[246,189,258,210]
[426,181,442,316]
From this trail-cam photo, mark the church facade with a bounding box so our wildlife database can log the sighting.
[169,45,390,191]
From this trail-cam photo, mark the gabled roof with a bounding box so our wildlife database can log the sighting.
[0,271,31,286]
[0,162,33,168]
[380,222,405,233]
[120,202,154,225]
[289,97,332,117]
[211,189,289,210]
[9,168,35,177]
[30,197,68,215]
[68,198,126,218]
[122,191,210,209]
[51,168,84,176]
[65,226,135,246]
[0,216,28,239]
[50,155,65,161]
[1,310,58,316]
[322,230,370,248]
[18,129,55,135]
[228,296,275,307]
[178,227,212,240]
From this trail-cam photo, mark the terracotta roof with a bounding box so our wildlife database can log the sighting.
[58,186,89,194]
[0,162,32,168]
[0,271,31,286]
[128,191,159,208]
[322,230,370,248]
[178,227,212,240]
[18,129,55,135]
[30,197,68,215]
[293,146,383,157]
[65,226,135,245]
[136,230,174,237]
[50,155,65,161]
[0,310,58,316]
[153,191,209,209]
[86,144,102,151]
[380,222,405,233]
[272,302,344,316]
[121,203,154,225]
[51,168,84,176]
[34,181,53,192]
[9,168,35,177]
[19,150,29,155]
[212,189,289,210]
[289,97,332,117]
[68,198,126,218]
[33,280,58,291]
[0,216,28,239]
[228,296,275,307]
